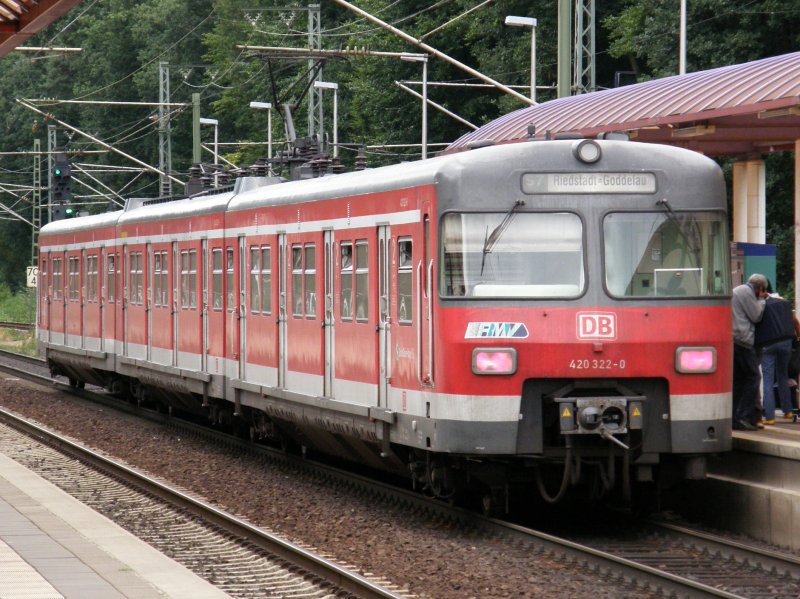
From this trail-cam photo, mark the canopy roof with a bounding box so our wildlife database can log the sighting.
[447,52,800,157]
[0,0,82,57]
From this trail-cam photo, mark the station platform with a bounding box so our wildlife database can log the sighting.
[0,451,231,599]
[682,418,800,552]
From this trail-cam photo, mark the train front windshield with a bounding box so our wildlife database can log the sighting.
[441,212,585,298]
[604,211,730,297]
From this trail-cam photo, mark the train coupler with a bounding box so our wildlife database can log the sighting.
[556,397,644,440]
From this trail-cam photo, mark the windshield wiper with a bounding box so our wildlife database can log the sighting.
[481,199,524,275]
[656,198,701,257]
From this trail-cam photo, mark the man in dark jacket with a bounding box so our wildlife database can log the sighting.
[731,273,768,430]
[755,287,796,424]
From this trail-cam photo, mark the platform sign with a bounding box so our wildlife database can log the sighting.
[26,266,38,288]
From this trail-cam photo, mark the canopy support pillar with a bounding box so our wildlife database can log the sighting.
[732,158,766,244]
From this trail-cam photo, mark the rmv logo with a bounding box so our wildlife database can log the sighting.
[577,312,617,340]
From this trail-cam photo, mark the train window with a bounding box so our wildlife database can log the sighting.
[398,239,413,324]
[128,252,143,305]
[441,212,584,298]
[292,245,303,317]
[52,258,62,301]
[154,252,168,307]
[160,251,169,306]
[604,211,730,298]
[355,240,368,321]
[180,250,197,309]
[305,244,316,318]
[87,255,98,303]
[226,247,235,312]
[189,250,197,308]
[107,255,115,304]
[261,247,272,314]
[69,256,80,301]
[340,242,353,320]
[212,248,223,311]
[250,247,261,313]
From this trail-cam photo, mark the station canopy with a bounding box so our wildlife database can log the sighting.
[446,51,800,157]
[0,0,82,57]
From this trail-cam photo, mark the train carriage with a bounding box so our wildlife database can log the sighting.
[38,138,732,506]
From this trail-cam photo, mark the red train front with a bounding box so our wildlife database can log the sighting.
[37,139,732,508]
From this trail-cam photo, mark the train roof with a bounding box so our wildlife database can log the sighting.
[117,189,234,226]
[40,209,122,237]
[39,139,724,238]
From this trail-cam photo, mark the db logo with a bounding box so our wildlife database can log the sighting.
[577,312,617,340]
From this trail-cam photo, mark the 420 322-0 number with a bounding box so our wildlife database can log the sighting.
[569,359,626,369]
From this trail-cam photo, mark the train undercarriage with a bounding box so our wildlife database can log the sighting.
[47,352,711,513]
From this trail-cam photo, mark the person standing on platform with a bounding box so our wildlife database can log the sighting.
[731,273,768,430]
[755,283,796,424]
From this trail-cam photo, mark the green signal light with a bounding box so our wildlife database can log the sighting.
[54,168,62,176]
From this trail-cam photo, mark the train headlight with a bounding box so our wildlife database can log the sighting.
[472,348,517,375]
[675,347,717,373]
[572,139,601,164]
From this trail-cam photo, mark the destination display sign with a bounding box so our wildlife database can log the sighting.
[522,172,657,194]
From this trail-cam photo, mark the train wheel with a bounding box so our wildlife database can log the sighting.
[480,486,506,517]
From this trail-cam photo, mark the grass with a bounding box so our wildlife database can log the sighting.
[0,328,38,357]
[0,286,38,357]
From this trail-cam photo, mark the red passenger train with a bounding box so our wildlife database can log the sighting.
[37,138,732,507]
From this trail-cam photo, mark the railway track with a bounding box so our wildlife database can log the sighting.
[0,320,34,331]
[1,348,799,598]
[0,408,409,599]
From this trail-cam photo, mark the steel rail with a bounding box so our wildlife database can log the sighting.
[649,518,800,576]
[0,350,771,597]
[0,405,406,599]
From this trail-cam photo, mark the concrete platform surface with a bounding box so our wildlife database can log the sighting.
[687,421,800,551]
[0,452,231,599]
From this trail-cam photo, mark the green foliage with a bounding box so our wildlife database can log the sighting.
[0,0,796,290]
[0,285,35,322]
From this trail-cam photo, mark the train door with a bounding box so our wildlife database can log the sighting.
[278,233,287,388]
[39,253,50,342]
[238,236,246,380]
[103,250,116,355]
[323,230,334,397]
[79,249,86,349]
[378,226,391,406]
[146,243,153,361]
[122,246,129,357]
[98,247,105,350]
[419,213,434,386]
[200,240,207,372]
[172,243,180,367]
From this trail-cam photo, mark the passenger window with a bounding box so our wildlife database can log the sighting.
[52,258,62,301]
[189,250,197,309]
[226,247,235,312]
[107,255,115,304]
[292,245,303,317]
[305,244,316,318]
[355,240,368,322]
[212,248,223,311]
[398,239,412,324]
[86,255,98,303]
[260,247,272,314]
[250,247,261,313]
[340,242,353,320]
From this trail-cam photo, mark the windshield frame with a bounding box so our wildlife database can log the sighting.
[439,209,587,300]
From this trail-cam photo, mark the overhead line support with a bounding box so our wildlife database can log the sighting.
[332,0,535,106]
